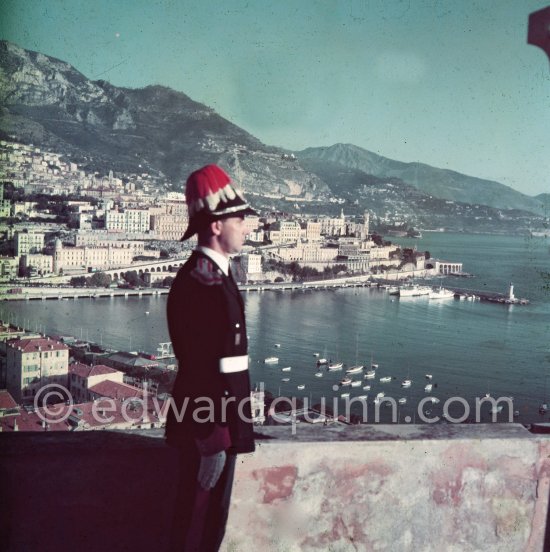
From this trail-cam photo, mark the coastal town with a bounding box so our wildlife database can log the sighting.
[0,138,529,434]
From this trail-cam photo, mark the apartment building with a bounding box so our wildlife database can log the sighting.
[150,213,188,240]
[105,208,151,233]
[6,337,69,404]
[14,230,45,256]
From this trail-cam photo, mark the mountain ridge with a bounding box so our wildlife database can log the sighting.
[0,40,545,225]
[298,143,545,215]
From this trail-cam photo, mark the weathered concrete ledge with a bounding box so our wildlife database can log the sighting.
[1,424,549,551]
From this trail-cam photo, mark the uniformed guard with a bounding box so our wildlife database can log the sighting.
[166,164,257,551]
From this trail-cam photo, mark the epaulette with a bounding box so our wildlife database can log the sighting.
[190,257,223,286]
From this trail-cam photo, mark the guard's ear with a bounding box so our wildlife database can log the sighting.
[210,219,223,236]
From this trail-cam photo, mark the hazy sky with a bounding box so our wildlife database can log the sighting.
[1,0,548,196]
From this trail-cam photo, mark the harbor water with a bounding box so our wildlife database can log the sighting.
[4,232,550,423]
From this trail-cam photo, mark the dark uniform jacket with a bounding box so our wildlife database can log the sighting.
[165,250,255,455]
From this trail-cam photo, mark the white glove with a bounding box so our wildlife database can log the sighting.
[197,450,226,490]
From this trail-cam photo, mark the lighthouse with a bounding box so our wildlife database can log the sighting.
[508,282,515,301]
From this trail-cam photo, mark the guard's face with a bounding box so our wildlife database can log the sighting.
[218,216,247,256]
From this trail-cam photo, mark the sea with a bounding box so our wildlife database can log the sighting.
[4,232,550,424]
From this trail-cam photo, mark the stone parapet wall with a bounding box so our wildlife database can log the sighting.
[0,424,549,551]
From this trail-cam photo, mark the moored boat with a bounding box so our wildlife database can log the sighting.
[398,284,431,297]
[328,361,343,371]
[429,287,455,300]
[346,365,364,374]
[264,356,279,364]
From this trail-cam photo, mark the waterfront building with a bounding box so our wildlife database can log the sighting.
[53,239,139,274]
[0,256,19,281]
[6,337,69,404]
[241,253,262,276]
[101,351,160,373]
[426,259,463,275]
[14,230,44,256]
[19,254,54,276]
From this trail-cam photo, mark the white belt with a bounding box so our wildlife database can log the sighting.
[219,355,249,374]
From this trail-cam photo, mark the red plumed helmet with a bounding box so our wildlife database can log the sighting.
[181,164,257,240]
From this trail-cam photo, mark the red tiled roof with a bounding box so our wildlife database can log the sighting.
[8,337,69,353]
[88,380,146,401]
[0,389,17,410]
[0,398,167,432]
[69,363,119,379]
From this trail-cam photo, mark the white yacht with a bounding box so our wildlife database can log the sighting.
[380,376,392,383]
[429,287,455,299]
[398,397,407,405]
[264,356,279,364]
[364,370,376,379]
[328,361,344,371]
[398,284,431,297]
[351,380,362,388]
[425,383,433,392]
[281,366,291,372]
[401,379,412,388]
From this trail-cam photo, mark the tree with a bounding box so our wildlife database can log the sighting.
[162,276,174,287]
[87,272,112,288]
[70,276,87,287]
[123,270,144,287]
